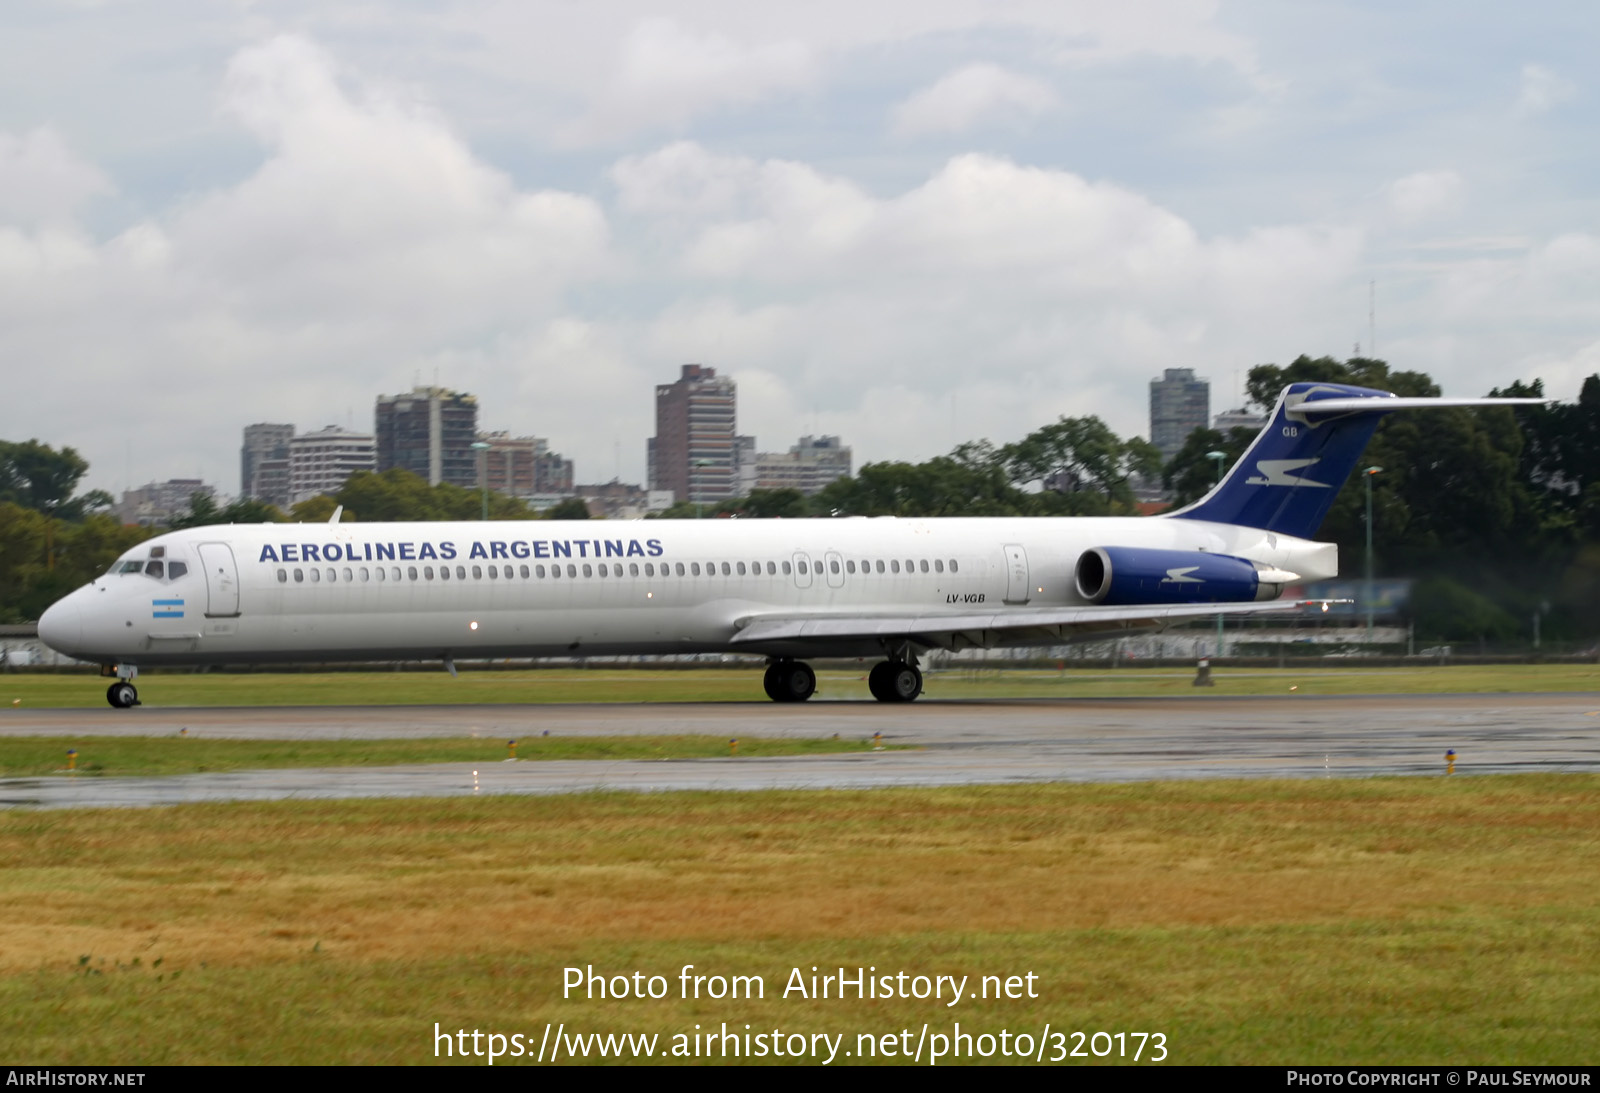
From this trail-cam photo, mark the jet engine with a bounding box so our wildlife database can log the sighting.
[1074,546,1296,605]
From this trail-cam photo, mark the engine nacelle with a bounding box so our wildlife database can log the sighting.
[1074,547,1290,605]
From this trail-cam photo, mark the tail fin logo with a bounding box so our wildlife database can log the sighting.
[1246,458,1330,488]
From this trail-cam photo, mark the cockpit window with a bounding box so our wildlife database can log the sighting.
[116,560,143,574]
[144,560,165,579]
[168,561,188,580]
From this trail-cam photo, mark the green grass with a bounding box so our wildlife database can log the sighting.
[1,776,1597,1064]
[5,662,1600,708]
[0,734,892,778]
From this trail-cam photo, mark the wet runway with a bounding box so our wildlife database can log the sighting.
[3,693,1598,809]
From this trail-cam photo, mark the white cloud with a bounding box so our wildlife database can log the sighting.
[1517,63,1575,115]
[0,35,613,491]
[612,142,1362,446]
[0,128,112,228]
[891,64,1058,138]
[561,18,815,144]
[1385,170,1465,226]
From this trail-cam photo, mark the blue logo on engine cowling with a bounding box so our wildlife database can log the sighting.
[1076,547,1262,605]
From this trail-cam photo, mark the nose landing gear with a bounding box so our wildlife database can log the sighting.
[868,660,922,703]
[106,681,140,708]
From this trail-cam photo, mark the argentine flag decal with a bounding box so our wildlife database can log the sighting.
[152,599,184,619]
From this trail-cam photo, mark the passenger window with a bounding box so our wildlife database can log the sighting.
[168,561,188,580]
[736,562,746,576]
[830,560,840,574]
[566,564,577,578]
[440,566,451,581]
[630,563,640,576]
[876,560,886,573]
[934,559,944,573]
[391,567,402,580]
[375,567,385,582]
[425,566,435,580]
[690,562,700,577]
[323,568,333,582]
[472,565,482,579]
[920,560,929,573]
[950,559,958,573]
[597,564,608,577]
[144,560,164,578]
[294,568,304,582]
[581,564,592,578]
[408,566,418,580]
[360,567,370,581]
[890,560,900,574]
[343,567,353,581]
[845,560,855,574]
[534,565,545,577]
[520,565,530,578]
[675,563,686,576]
[550,565,560,579]
[782,561,791,575]
[489,566,499,579]
[277,569,287,583]
[797,561,807,575]
[310,568,321,583]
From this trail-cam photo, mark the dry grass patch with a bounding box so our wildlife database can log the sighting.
[2,776,1599,1063]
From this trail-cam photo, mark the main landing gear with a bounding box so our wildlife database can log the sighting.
[760,658,924,703]
[763,659,817,703]
[867,660,922,703]
[106,681,140,708]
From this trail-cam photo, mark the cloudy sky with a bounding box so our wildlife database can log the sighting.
[2,1,1596,497]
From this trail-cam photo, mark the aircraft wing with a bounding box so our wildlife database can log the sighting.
[730,598,1339,650]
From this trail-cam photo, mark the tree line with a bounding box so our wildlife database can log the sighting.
[6,354,1600,642]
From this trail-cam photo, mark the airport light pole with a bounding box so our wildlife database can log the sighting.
[1205,450,1226,489]
[472,441,491,521]
[1364,466,1382,640]
[1207,451,1226,656]
[694,459,710,519]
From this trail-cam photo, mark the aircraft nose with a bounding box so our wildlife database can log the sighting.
[38,598,83,655]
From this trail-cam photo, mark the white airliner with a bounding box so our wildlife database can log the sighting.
[38,383,1540,707]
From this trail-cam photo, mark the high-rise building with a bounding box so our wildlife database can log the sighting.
[116,479,215,527]
[241,423,294,506]
[1149,368,1210,463]
[288,426,376,503]
[476,432,575,498]
[374,386,479,487]
[736,435,853,496]
[648,364,739,504]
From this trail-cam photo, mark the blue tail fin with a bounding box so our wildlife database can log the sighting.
[1167,382,1395,539]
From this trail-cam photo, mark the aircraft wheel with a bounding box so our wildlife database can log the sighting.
[867,661,896,702]
[888,663,923,702]
[762,664,786,701]
[765,661,816,703]
[106,682,139,709]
